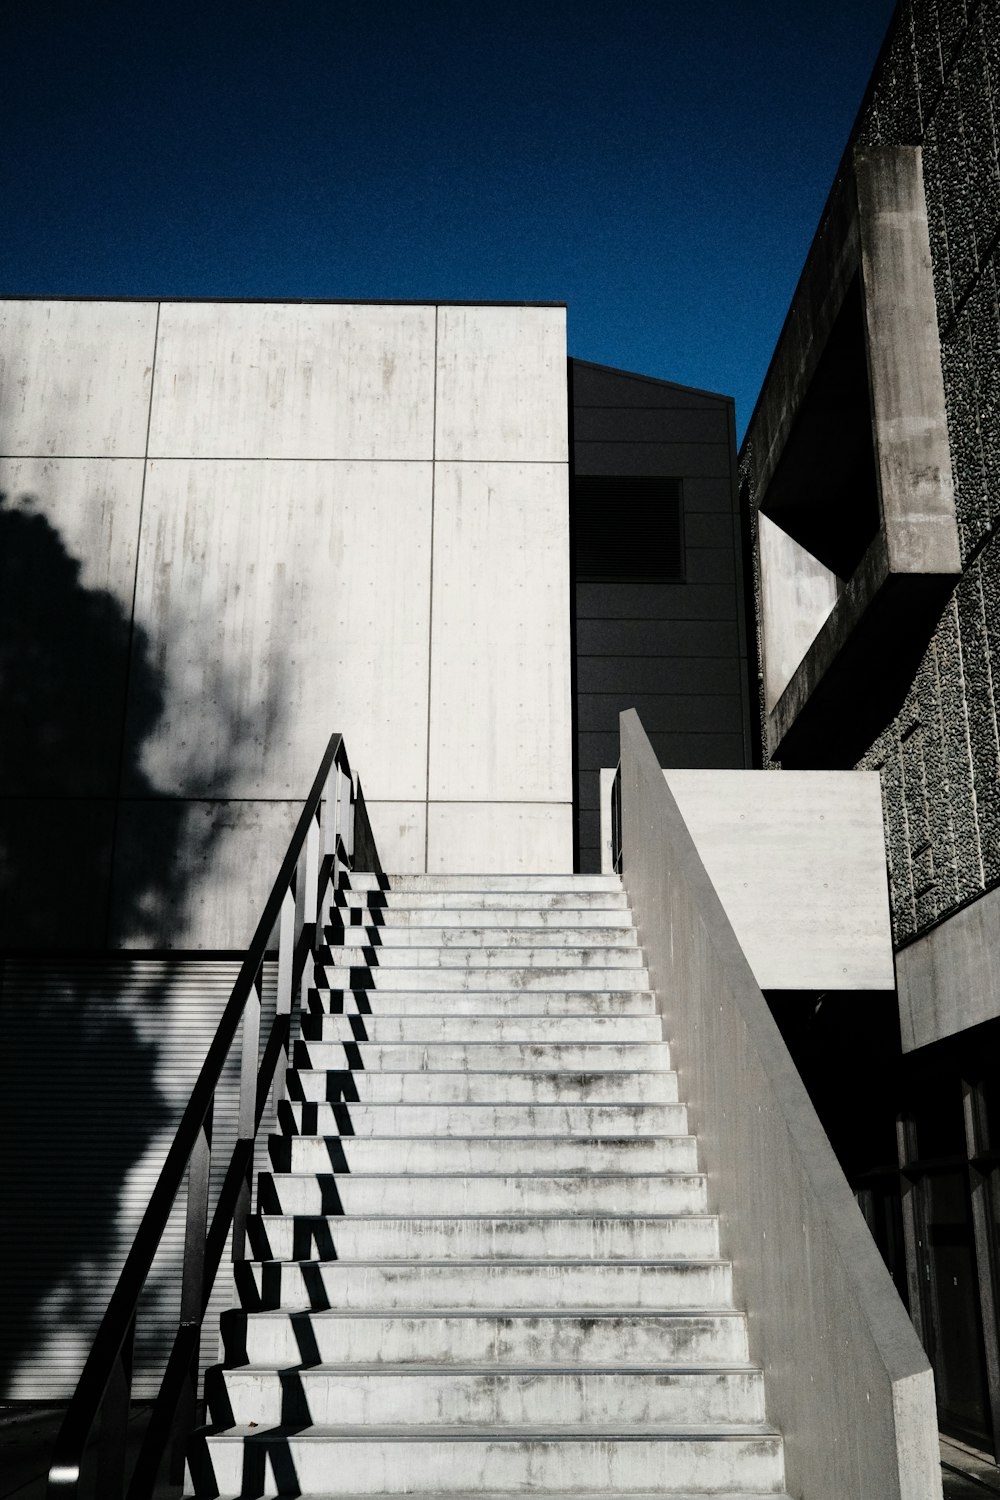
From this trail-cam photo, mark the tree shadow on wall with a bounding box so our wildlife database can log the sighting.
[0,491,278,1400]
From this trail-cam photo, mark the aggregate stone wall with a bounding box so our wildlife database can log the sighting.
[743,0,1000,948]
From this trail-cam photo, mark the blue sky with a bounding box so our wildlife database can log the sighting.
[2,0,896,439]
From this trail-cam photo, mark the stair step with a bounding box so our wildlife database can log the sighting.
[293,1040,669,1071]
[277,1101,688,1138]
[197,1491,790,1500]
[335,907,635,929]
[317,965,650,991]
[328,926,640,948]
[285,1069,678,1104]
[259,1171,706,1217]
[307,989,659,1016]
[334,890,630,911]
[211,1365,767,1427]
[325,946,646,969]
[184,863,786,1500]
[271,1134,700,1175]
[298,1014,662,1041]
[246,1214,719,1262]
[223,1309,751,1368]
[236,1259,734,1312]
[188,1426,784,1497]
[345,875,624,892]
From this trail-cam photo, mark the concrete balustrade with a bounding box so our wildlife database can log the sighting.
[618,706,941,1500]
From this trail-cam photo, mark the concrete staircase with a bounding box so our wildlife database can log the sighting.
[187,873,789,1499]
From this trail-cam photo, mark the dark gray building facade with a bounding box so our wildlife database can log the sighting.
[569,359,751,871]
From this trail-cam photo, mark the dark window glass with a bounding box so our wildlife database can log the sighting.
[980,1072,1000,1152]
[919,1169,991,1445]
[573,476,684,580]
[910,1077,967,1163]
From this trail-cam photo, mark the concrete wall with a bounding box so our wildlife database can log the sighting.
[600,764,894,990]
[758,512,840,707]
[0,300,573,947]
[896,885,1000,1052]
[618,708,940,1500]
[741,3,1000,964]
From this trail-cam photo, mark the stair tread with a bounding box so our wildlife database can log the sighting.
[201,1421,781,1438]
[265,1171,703,1179]
[253,1212,717,1222]
[231,1307,746,1319]
[272,1133,696,1141]
[246,1257,732,1268]
[191,1493,792,1500]
[221,1361,761,1376]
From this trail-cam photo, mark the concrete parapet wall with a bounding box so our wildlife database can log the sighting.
[618,706,940,1500]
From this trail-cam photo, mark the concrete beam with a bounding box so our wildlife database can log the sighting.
[745,147,961,764]
[896,885,1000,1051]
[856,147,961,577]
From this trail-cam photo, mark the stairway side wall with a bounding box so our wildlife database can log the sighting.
[0,299,574,948]
[619,708,941,1500]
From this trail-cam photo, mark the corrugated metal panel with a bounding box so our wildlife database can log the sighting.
[0,955,278,1399]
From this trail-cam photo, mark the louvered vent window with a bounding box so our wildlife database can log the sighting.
[573,476,684,581]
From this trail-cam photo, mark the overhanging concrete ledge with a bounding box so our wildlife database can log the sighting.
[618,707,940,1500]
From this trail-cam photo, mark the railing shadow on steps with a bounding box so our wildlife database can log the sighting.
[614,708,942,1500]
[46,734,381,1500]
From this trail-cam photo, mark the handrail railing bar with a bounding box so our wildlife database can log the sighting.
[94,1316,134,1500]
[47,732,347,1496]
[123,1325,198,1500]
[230,970,262,1262]
[122,986,294,1491]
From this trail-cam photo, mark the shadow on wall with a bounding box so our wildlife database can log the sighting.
[0,491,280,1398]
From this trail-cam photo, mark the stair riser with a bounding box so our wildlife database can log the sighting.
[335,907,635,928]
[226,1312,751,1368]
[215,1368,767,1428]
[327,946,644,967]
[308,989,659,1017]
[316,966,651,992]
[278,1102,688,1137]
[247,1215,720,1262]
[191,1432,783,1497]
[286,1070,679,1104]
[334,891,630,910]
[294,1040,669,1071]
[257,1174,706,1216]
[273,1135,700,1174]
[331,928,640,949]
[239,1260,734,1312]
[345,875,624,892]
[300,1015,662,1041]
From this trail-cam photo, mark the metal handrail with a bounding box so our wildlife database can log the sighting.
[46,733,382,1498]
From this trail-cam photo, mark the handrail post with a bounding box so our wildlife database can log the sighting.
[319,758,340,913]
[343,768,356,866]
[232,972,262,1261]
[298,813,320,1009]
[270,884,297,1115]
[170,1098,213,1484]
[94,1315,135,1500]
